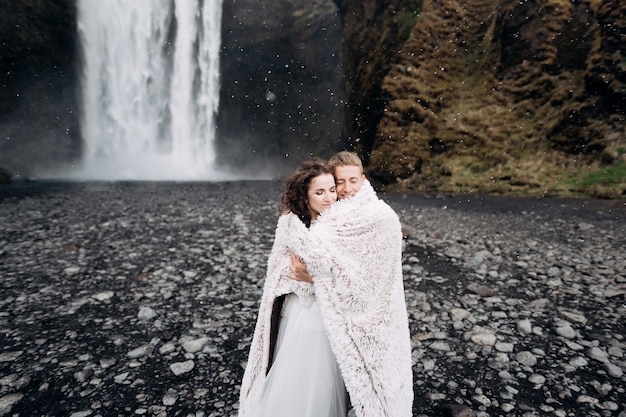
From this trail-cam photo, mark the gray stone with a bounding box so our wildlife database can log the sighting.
[162,389,178,406]
[516,351,538,367]
[555,325,577,339]
[588,347,609,363]
[138,306,158,320]
[181,337,210,353]
[517,319,533,335]
[170,360,195,376]
[0,393,24,415]
[604,362,623,378]
[127,344,155,359]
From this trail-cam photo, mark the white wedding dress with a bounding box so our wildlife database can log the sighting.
[249,293,348,417]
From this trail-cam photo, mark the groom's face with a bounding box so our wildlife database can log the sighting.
[334,165,365,199]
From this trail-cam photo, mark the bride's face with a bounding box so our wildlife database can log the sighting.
[307,173,337,221]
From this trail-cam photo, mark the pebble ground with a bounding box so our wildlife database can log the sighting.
[0,181,625,417]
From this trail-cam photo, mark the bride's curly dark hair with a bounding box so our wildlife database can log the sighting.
[280,158,334,227]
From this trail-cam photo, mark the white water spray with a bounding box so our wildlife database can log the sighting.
[75,0,224,180]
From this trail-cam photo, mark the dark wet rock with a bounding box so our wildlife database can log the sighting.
[440,403,477,417]
[0,166,11,184]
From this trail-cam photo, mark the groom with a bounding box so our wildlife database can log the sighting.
[286,151,413,417]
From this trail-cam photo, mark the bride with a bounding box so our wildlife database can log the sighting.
[238,158,348,417]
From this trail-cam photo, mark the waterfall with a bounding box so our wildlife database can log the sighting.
[75,0,224,180]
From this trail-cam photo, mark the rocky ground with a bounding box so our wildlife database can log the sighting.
[0,181,625,417]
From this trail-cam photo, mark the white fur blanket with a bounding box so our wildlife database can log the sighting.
[238,181,413,417]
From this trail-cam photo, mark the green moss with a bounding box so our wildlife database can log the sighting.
[569,162,625,187]
[559,162,626,198]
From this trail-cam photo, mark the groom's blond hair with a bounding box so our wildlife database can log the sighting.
[328,151,363,174]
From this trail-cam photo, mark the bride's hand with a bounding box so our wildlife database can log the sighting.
[287,254,313,283]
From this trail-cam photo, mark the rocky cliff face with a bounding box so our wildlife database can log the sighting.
[0,0,80,177]
[335,0,625,197]
[217,0,346,173]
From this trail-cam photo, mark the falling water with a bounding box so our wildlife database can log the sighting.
[75,0,223,180]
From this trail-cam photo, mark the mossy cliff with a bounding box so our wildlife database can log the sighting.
[336,0,625,197]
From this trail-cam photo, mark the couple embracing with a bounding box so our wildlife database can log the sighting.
[238,152,413,417]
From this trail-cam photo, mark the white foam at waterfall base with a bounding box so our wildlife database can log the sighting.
[69,0,227,181]
[65,150,237,182]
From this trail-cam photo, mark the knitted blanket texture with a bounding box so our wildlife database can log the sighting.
[238,181,413,417]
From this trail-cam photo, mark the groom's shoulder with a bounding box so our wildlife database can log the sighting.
[378,193,402,220]
[365,194,399,221]
[362,185,397,213]
[380,199,400,220]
